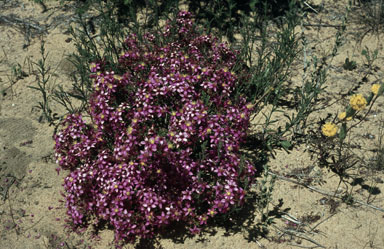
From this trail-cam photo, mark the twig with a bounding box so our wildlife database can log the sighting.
[1,46,9,61]
[37,1,48,13]
[274,224,326,248]
[250,86,276,122]
[0,15,46,33]
[303,23,344,28]
[287,232,326,249]
[353,199,384,212]
[8,199,20,236]
[309,214,334,233]
[303,1,319,14]
[282,213,302,225]
[22,216,44,232]
[288,243,324,249]
[1,176,16,201]
[0,14,47,47]
[268,171,384,212]
[255,239,266,249]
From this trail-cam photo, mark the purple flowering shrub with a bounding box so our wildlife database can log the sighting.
[54,11,256,244]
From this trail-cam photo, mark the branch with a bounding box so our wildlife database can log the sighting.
[268,171,384,213]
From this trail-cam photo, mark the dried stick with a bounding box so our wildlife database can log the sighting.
[268,171,384,212]
[274,224,326,248]
[0,15,46,32]
[303,23,344,28]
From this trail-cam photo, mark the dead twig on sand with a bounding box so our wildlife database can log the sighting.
[0,175,16,201]
[0,14,47,47]
[268,171,384,212]
[303,23,345,28]
[273,224,326,248]
[0,15,46,32]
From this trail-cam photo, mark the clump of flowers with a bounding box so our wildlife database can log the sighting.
[338,112,352,121]
[349,94,367,111]
[371,84,381,96]
[321,81,384,140]
[321,122,338,137]
[53,11,256,245]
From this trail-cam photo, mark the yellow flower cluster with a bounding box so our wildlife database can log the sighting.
[371,84,381,95]
[349,94,367,111]
[322,123,338,137]
[321,83,383,138]
[338,112,352,121]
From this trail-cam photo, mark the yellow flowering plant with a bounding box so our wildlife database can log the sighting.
[371,84,380,95]
[371,83,384,96]
[338,112,352,121]
[321,122,338,137]
[349,94,367,111]
[315,83,384,181]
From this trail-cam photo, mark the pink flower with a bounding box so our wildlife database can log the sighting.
[54,10,256,245]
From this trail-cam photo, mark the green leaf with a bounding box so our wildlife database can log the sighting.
[378,84,384,96]
[279,140,291,150]
[249,0,259,11]
[367,93,374,104]
[238,155,245,175]
[67,92,85,101]
[339,123,347,141]
[346,106,355,117]
[361,49,368,57]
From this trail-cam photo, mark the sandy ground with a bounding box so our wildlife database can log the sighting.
[0,1,383,248]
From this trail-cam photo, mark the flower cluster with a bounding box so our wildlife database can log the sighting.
[371,83,382,96]
[321,83,383,137]
[349,94,367,111]
[321,122,338,137]
[54,11,256,245]
[337,112,352,121]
